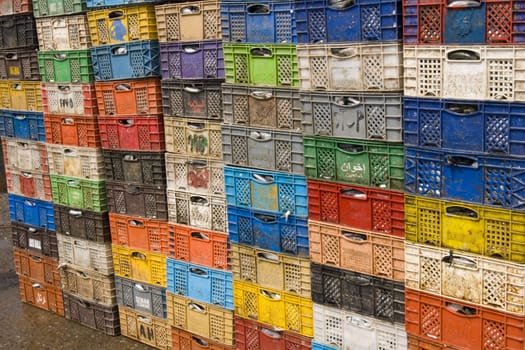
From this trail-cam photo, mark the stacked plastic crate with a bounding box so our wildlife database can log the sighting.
[402,2,525,349]
[293,0,408,348]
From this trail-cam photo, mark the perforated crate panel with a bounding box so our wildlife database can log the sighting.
[46,144,105,179]
[0,80,42,111]
[60,265,116,306]
[0,110,45,141]
[102,149,166,186]
[115,276,166,319]
[119,305,171,349]
[33,0,87,18]
[53,204,110,243]
[0,48,40,80]
[0,0,32,16]
[42,82,98,116]
[6,168,52,201]
[164,117,223,160]
[173,326,234,350]
[44,114,102,148]
[50,175,107,212]
[36,15,91,51]
[38,49,94,83]
[11,221,59,258]
[112,245,167,287]
[57,233,113,275]
[63,292,120,336]
[3,138,48,172]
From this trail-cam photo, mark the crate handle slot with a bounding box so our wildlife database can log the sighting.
[11,83,22,90]
[23,200,36,206]
[187,159,207,167]
[346,274,371,285]
[347,315,372,328]
[52,19,66,28]
[447,49,480,61]
[261,289,281,300]
[4,53,17,60]
[108,11,124,19]
[111,46,128,55]
[78,271,89,279]
[183,45,201,53]
[250,48,273,57]
[337,143,364,153]
[67,180,80,187]
[247,4,271,14]
[118,119,134,126]
[445,302,477,316]
[181,5,200,14]
[191,337,209,347]
[115,84,131,92]
[17,141,28,147]
[137,315,152,324]
[188,122,205,130]
[128,219,144,227]
[261,328,282,338]
[252,173,274,183]
[30,255,42,263]
[61,118,74,125]
[28,227,37,233]
[131,251,147,260]
[250,91,273,100]
[444,103,478,115]
[123,154,138,162]
[445,205,479,220]
[58,85,70,92]
[442,253,478,269]
[21,171,32,178]
[341,188,367,199]
[189,267,208,276]
[257,251,279,262]
[330,47,358,58]
[249,131,272,141]
[14,114,26,120]
[188,302,206,313]
[53,53,67,61]
[191,232,209,240]
[184,86,202,93]
[447,0,480,7]
[328,0,355,9]
[445,155,478,168]
[134,283,146,292]
[190,196,208,205]
[32,283,43,289]
[342,231,368,241]
[126,185,141,194]
[68,209,82,217]
[254,213,276,223]
[334,96,360,107]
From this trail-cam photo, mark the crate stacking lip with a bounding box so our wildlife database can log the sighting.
[0,48,39,80]
[7,168,52,201]
[13,247,61,288]
[106,181,168,220]
[0,110,45,141]
[0,80,42,111]
[32,0,87,18]
[57,233,113,275]
[119,305,171,349]
[36,15,91,51]
[103,149,166,186]
[173,326,234,350]
[0,0,32,16]
[38,49,94,84]
[44,114,101,148]
[87,0,164,8]
[59,264,116,306]
[91,40,160,81]
[11,221,58,258]
[115,276,166,319]
[112,245,167,287]
[46,144,105,180]
[165,117,223,160]
[42,82,98,117]
[53,204,110,243]
[98,115,165,151]
[50,175,107,212]
[406,335,445,350]
[221,1,297,43]
[2,138,48,172]
[235,317,311,350]
[403,0,525,45]
[18,275,64,316]
[109,212,169,254]
[63,292,120,336]
[8,194,55,230]
[0,14,38,49]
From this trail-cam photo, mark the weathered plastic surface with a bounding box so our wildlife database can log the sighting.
[36,15,91,51]
[63,292,120,336]
[115,276,166,319]
[57,233,113,275]
[119,305,171,349]
[0,110,45,141]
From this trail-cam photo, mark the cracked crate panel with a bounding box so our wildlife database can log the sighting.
[53,204,110,243]
[106,181,168,220]
[41,82,98,116]
[98,114,165,151]
[112,245,167,287]
[60,264,116,306]
[11,220,58,257]
[63,292,120,336]
[109,212,169,254]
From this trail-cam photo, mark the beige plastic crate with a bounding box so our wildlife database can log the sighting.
[165,153,224,196]
[119,305,172,350]
[60,265,116,306]
[46,144,105,180]
[57,233,113,275]
[36,15,91,51]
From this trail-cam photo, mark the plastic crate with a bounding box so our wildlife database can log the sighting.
[87,0,164,7]
[50,175,107,212]
[236,317,311,350]
[313,303,408,350]
[63,292,120,336]
[167,189,227,233]
[2,138,48,172]
[115,276,166,319]
[0,48,39,80]
[0,0,32,16]
[166,258,234,309]
[309,220,405,282]
[404,45,525,102]
[11,221,58,257]
[44,115,100,148]
[87,5,158,46]
[167,293,235,346]
[57,233,113,275]
[155,1,222,42]
[0,80,42,111]
[91,40,160,81]
[106,181,168,220]
[32,0,86,17]
[95,78,163,116]
[223,43,298,87]
[161,79,223,120]
[38,49,93,83]
[164,117,222,160]
[47,145,105,179]
[407,335,445,350]
[0,15,38,49]
[8,194,55,230]
[112,245,167,287]
[0,110,44,141]
[18,275,64,316]
[41,82,98,116]
[173,327,234,350]
[224,166,308,216]
[222,124,304,174]
[109,213,169,254]
[53,204,110,243]
[36,15,91,51]
[13,247,60,287]
[6,168,52,201]
[98,117,164,153]
[60,265,116,306]
[103,149,166,186]
[405,288,525,349]
[119,305,171,350]
[311,263,405,323]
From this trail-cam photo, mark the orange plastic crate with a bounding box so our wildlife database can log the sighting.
[18,275,64,316]
[44,114,101,147]
[98,115,165,151]
[109,213,169,254]
[13,247,60,288]
[172,326,234,350]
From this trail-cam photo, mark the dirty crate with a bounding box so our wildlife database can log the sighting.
[311,263,405,323]
[91,40,160,81]
[98,115,165,151]
[0,110,45,141]
[164,117,223,160]
[63,292,120,336]
[0,80,42,111]
[60,265,116,306]
[221,1,296,43]
[109,213,169,254]
[106,181,168,220]
[165,153,224,196]
[57,233,113,275]
[11,221,58,257]
[54,204,110,243]
[173,327,234,350]
[0,15,38,49]
[103,149,166,185]
[6,168,52,201]
[236,317,311,350]
[112,245,167,287]
[311,341,337,350]
[0,0,32,16]
[407,335,445,350]
[44,114,101,148]
[50,175,107,211]
[222,124,304,174]
[13,247,60,287]
[115,276,166,319]
[18,275,64,316]
[41,82,98,116]
[38,49,93,83]
[404,45,525,102]
[87,0,164,8]
[32,0,87,17]
[161,79,223,120]
[404,195,525,262]
[228,206,309,257]
[47,145,105,180]
[222,84,302,131]
[36,15,91,51]
[405,241,525,315]
[0,48,39,80]
[8,194,55,230]
[2,138,48,172]
[119,306,172,350]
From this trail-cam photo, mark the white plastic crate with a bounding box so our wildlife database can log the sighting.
[57,233,114,276]
[164,117,223,160]
[46,144,105,180]
[36,15,91,51]
[165,153,224,196]
[3,138,48,172]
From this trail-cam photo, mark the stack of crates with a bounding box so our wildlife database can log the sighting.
[402,1,525,349]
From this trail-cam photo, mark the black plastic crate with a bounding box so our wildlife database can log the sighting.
[102,149,166,186]
[0,48,39,80]
[106,181,168,221]
[53,204,110,243]
[11,221,58,258]
[63,292,120,336]
[0,15,38,49]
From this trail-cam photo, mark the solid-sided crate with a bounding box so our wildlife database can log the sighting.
[0,110,45,141]
[36,15,91,51]
[228,206,309,257]
[167,293,235,346]
[404,45,525,101]
[405,241,525,315]
[41,82,98,116]
[301,91,403,142]
[38,49,93,83]
[60,265,116,306]
[308,179,405,237]
[119,306,171,350]
[167,189,227,233]
[304,136,405,190]
[161,79,223,120]
[0,80,42,111]
[18,275,64,316]
[313,303,407,350]
[155,0,221,42]
[112,245,167,287]
[222,84,301,130]
[404,97,525,157]
[297,42,403,92]
[91,40,160,81]
[223,43,298,87]
[311,263,405,324]
[8,194,55,230]
[0,0,32,16]
[87,5,158,46]
[221,1,296,43]
[224,166,308,216]
[236,317,311,350]
[44,114,101,148]
[57,233,113,275]
[166,258,234,309]
[0,49,39,80]
[54,204,110,243]
[6,168,52,201]
[109,213,169,254]
[63,292,120,336]
[173,327,234,350]
[103,149,166,186]
[165,117,222,160]
[98,115,165,151]
[405,288,525,349]
[46,144,105,179]
[11,221,58,257]
[32,0,86,17]
[95,78,163,116]
[403,0,525,45]
[0,15,38,49]
[50,175,107,211]
[165,154,224,196]
[13,247,60,287]
[2,138,48,172]
[115,276,166,319]
[309,220,405,282]
[405,195,525,262]
[106,181,168,220]
[222,125,304,174]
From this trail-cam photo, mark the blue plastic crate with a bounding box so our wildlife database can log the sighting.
[312,340,338,350]
[403,97,525,158]
[405,146,525,210]
[224,166,308,217]
[166,258,234,310]
[0,109,45,141]
[295,0,402,44]
[221,1,297,43]
[227,205,309,257]
[8,193,55,230]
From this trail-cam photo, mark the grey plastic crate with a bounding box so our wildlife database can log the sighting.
[115,276,166,319]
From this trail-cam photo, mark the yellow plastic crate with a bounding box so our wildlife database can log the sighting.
[405,195,525,263]
[112,245,166,287]
[0,81,42,111]
[119,305,172,350]
[233,280,313,337]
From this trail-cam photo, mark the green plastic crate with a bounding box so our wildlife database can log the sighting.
[223,43,298,87]
[38,49,93,83]
[303,136,404,190]
[32,0,87,18]
[50,175,107,212]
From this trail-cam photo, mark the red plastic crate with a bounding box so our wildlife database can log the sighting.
[18,275,65,316]
[98,115,165,151]
[6,168,52,201]
[41,82,98,116]
[109,213,169,254]
[44,114,101,148]
[172,326,234,350]
[2,138,49,172]
[13,247,60,288]
[0,0,32,16]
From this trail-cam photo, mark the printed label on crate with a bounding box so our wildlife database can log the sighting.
[135,295,151,311]
[187,163,210,191]
[29,237,42,250]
